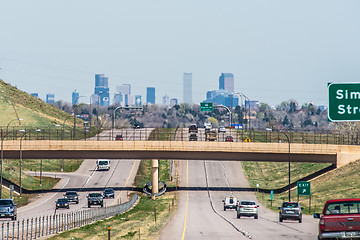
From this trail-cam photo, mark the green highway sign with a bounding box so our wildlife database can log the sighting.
[297,181,311,196]
[328,82,360,121]
[200,102,213,111]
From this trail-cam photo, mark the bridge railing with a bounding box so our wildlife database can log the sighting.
[1,127,359,145]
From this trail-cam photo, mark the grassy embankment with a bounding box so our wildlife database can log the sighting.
[48,128,178,240]
[0,80,89,205]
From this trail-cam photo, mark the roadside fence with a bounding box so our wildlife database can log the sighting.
[1,194,138,239]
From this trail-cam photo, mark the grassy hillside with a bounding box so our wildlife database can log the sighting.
[0,79,77,127]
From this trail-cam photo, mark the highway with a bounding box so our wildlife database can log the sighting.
[161,127,318,240]
[0,129,150,224]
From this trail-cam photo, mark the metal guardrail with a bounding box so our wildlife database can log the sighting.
[1,194,138,239]
[1,127,360,145]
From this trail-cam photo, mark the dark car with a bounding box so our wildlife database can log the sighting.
[87,193,103,208]
[0,199,17,220]
[64,191,79,204]
[225,136,234,142]
[188,124,198,133]
[114,134,123,141]
[189,133,198,141]
[279,202,303,223]
[133,124,140,129]
[102,188,115,198]
[55,198,70,209]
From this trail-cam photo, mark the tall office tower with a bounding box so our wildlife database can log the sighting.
[135,95,142,105]
[183,73,192,104]
[46,93,55,104]
[146,87,155,104]
[219,73,234,93]
[117,84,131,95]
[113,93,122,105]
[94,74,110,107]
[162,95,170,106]
[72,90,79,105]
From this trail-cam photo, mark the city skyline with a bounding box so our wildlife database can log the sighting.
[1,1,360,107]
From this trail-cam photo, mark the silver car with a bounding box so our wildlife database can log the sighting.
[237,200,259,219]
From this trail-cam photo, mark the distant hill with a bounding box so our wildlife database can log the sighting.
[0,79,74,128]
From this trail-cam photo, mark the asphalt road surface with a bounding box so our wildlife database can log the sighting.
[161,160,319,240]
[1,128,151,223]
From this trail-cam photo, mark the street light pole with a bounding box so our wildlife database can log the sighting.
[280,132,291,202]
[19,129,41,197]
[6,118,23,133]
[0,131,11,199]
[73,96,86,140]
[214,105,232,127]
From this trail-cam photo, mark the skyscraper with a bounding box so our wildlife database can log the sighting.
[147,87,155,104]
[94,74,110,107]
[183,73,192,104]
[72,90,79,105]
[46,93,55,104]
[219,73,234,93]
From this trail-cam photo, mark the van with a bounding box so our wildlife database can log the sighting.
[97,159,110,171]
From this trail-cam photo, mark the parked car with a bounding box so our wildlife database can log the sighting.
[223,196,238,211]
[103,188,115,198]
[55,198,70,209]
[279,202,303,223]
[63,191,79,204]
[314,198,360,239]
[0,199,17,220]
[218,127,226,133]
[225,136,234,142]
[87,193,104,208]
[237,200,259,219]
[189,133,198,141]
[188,124,198,133]
[114,134,123,140]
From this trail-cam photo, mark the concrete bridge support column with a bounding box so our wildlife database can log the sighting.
[152,159,159,194]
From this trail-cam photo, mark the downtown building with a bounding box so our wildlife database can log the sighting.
[183,72,192,104]
[204,73,238,108]
[147,87,155,104]
[72,90,79,105]
[93,74,110,107]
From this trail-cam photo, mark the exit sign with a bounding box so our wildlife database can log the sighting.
[297,181,311,196]
[200,102,213,111]
[328,82,360,121]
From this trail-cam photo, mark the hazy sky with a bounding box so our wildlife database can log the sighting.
[1,1,360,106]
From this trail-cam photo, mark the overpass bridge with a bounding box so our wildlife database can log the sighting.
[2,140,360,167]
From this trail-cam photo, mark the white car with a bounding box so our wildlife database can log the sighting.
[218,127,226,133]
[223,196,238,211]
[237,200,259,219]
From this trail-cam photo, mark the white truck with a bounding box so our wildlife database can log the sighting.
[204,122,212,133]
[97,159,110,171]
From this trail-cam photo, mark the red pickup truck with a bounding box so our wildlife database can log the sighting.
[314,198,360,239]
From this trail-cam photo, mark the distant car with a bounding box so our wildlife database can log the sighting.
[189,134,198,141]
[279,202,303,223]
[0,199,17,220]
[56,198,70,209]
[63,191,79,204]
[114,134,123,141]
[133,124,140,129]
[237,200,259,219]
[314,198,360,239]
[87,193,104,208]
[225,136,234,142]
[188,124,198,133]
[223,196,238,211]
[218,127,226,133]
[103,188,115,198]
